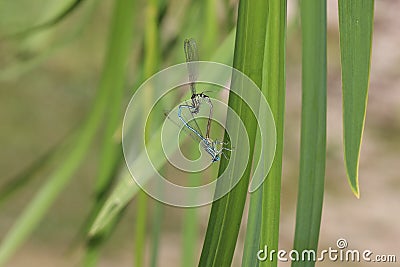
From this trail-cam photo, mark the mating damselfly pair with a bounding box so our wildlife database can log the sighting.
[165,38,232,162]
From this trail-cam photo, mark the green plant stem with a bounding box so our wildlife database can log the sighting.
[135,192,147,267]
[82,0,136,264]
[95,0,136,200]
[203,0,217,58]
[135,0,160,266]
[292,0,326,266]
[150,197,164,267]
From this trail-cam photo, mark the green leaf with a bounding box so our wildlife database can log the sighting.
[258,0,287,267]
[198,0,269,266]
[339,0,374,198]
[243,0,287,266]
[88,170,140,236]
[82,209,125,267]
[88,103,195,235]
[292,0,326,266]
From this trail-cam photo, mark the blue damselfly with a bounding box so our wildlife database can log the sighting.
[165,109,231,162]
[165,38,232,162]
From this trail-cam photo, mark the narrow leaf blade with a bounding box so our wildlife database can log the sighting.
[292,0,327,266]
[339,0,374,198]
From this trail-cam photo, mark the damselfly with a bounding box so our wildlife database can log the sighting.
[169,38,232,162]
[182,38,213,138]
[165,109,231,162]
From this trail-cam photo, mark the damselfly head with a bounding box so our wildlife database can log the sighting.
[212,155,221,162]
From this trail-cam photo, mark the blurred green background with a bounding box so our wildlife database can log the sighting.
[0,0,399,266]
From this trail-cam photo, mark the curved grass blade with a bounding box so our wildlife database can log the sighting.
[88,113,186,235]
[78,0,136,265]
[3,0,85,39]
[0,0,101,82]
[88,169,140,236]
[73,69,145,250]
[70,153,122,252]
[94,0,136,198]
[82,207,126,267]
[339,0,374,198]
[292,0,326,266]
